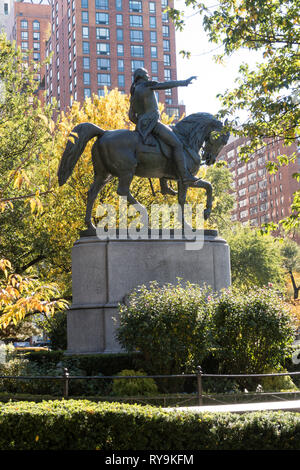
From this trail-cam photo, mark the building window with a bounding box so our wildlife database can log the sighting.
[151,61,158,74]
[130,30,143,42]
[4,3,8,15]
[161,0,168,7]
[118,59,124,71]
[130,15,143,27]
[238,177,246,186]
[84,88,91,98]
[131,59,144,72]
[129,0,142,12]
[131,45,144,57]
[118,74,125,87]
[21,41,28,50]
[149,16,156,28]
[33,42,40,51]
[164,69,171,80]
[248,172,256,182]
[116,14,123,25]
[162,25,169,37]
[117,44,124,56]
[33,20,40,30]
[98,73,111,86]
[20,19,28,29]
[97,58,110,70]
[82,26,89,38]
[97,42,110,55]
[249,195,257,204]
[98,89,105,97]
[116,0,122,10]
[82,57,90,69]
[21,31,28,40]
[163,54,171,66]
[240,209,249,219]
[96,27,110,39]
[116,29,123,41]
[83,72,91,85]
[81,0,88,7]
[96,12,109,24]
[149,2,156,13]
[163,39,170,51]
[238,187,247,197]
[166,107,179,119]
[162,11,169,22]
[150,31,157,43]
[248,183,257,193]
[33,52,40,61]
[95,0,109,9]
[150,46,157,58]
[82,41,90,54]
[82,11,89,23]
[33,32,40,41]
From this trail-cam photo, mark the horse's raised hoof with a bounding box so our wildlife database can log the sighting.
[161,187,177,196]
[80,220,97,237]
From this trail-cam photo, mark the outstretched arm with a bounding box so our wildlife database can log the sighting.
[150,76,197,91]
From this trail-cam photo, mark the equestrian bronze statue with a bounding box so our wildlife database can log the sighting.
[58,69,229,232]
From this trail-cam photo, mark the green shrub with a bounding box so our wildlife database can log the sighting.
[25,351,141,376]
[1,400,300,450]
[117,280,212,376]
[210,286,296,376]
[260,369,298,392]
[112,370,158,396]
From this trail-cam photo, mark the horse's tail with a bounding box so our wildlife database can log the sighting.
[58,122,105,186]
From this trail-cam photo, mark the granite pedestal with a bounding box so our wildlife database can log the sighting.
[67,230,231,354]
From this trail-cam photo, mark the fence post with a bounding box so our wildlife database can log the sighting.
[196,366,203,406]
[63,368,69,399]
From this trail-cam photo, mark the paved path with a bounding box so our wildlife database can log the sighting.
[164,400,300,414]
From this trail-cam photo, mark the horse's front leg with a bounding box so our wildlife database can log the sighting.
[193,179,212,220]
[177,181,191,232]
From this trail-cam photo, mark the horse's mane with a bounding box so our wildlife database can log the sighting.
[172,112,223,152]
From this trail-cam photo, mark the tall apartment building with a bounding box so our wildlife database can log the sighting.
[7,0,51,101]
[45,0,185,117]
[219,136,300,233]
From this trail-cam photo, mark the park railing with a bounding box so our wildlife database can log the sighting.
[1,367,300,406]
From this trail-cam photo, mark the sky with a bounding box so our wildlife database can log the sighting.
[174,4,261,116]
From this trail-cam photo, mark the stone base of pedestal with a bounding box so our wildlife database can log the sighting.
[67,230,231,354]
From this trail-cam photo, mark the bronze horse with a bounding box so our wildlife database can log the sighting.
[58,112,229,232]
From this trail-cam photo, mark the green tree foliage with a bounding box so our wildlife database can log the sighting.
[169,0,300,230]
[0,35,66,330]
[223,224,284,288]
[280,238,300,298]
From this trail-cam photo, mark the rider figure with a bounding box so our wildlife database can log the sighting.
[129,68,199,185]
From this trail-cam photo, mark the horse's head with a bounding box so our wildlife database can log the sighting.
[201,125,230,166]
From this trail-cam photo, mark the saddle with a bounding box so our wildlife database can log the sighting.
[136,130,201,167]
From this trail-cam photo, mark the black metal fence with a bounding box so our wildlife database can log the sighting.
[1,367,300,406]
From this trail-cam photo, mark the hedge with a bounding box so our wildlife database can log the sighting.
[1,400,300,450]
[24,351,142,376]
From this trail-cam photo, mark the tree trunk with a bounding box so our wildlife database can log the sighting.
[289,270,300,300]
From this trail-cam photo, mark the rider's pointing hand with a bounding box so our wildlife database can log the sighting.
[185,76,197,86]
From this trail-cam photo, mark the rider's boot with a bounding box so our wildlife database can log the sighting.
[174,150,199,185]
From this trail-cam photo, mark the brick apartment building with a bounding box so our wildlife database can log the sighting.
[7,0,51,101]
[219,135,300,233]
[45,0,185,117]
